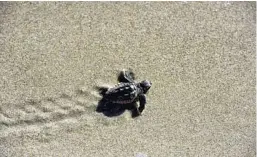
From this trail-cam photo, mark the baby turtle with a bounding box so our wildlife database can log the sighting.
[97,69,152,118]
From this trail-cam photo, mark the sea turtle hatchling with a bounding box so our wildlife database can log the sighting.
[97,69,152,117]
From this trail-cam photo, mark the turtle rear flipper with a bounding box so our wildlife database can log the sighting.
[95,86,109,96]
[117,69,135,83]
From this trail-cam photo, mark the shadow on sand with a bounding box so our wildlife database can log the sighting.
[96,98,138,118]
[96,99,126,117]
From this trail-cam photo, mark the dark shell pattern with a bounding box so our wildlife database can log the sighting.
[105,82,140,104]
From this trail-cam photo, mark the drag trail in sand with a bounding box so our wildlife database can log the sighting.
[0,86,95,137]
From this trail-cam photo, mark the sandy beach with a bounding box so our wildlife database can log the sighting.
[0,2,255,157]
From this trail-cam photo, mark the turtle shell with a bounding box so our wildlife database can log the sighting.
[104,82,139,104]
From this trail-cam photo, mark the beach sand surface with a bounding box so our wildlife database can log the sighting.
[0,2,255,157]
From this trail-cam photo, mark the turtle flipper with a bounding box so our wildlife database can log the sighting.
[131,103,141,118]
[138,95,146,113]
[117,69,135,83]
[95,86,109,96]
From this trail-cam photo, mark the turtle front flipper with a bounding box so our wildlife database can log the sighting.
[131,103,141,118]
[117,69,135,83]
[138,94,146,113]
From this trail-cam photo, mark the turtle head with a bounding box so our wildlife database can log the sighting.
[140,80,152,94]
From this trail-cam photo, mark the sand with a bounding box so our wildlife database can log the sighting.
[0,2,255,157]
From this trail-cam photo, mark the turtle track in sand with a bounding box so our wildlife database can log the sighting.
[0,87,102,137]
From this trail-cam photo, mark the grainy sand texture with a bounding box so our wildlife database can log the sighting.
[0,2,256,157]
